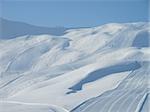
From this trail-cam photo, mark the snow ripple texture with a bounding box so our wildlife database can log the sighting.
[0,22,149,112]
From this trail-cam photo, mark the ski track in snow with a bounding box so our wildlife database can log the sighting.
[0,22,149,112]
[71,62,149,112]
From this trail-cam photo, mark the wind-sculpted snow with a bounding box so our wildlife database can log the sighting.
[71,62,149,112]
[0,22,149,112]
[67,61,141,93]
[132,31,149,48]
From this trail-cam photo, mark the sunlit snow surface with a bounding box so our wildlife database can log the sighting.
[0,22,150,112]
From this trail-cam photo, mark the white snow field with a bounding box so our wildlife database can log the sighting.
[0,22,149,112]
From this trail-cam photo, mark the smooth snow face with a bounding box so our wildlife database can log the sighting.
[0,22,150,112]
[0,101,69,112]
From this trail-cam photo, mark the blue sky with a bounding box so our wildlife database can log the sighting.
[0,0,149,27]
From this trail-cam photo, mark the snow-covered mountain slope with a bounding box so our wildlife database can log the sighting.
[0,22,149,112]
[0,18,67,39]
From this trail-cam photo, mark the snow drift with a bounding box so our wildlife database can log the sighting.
[0,22,149,112]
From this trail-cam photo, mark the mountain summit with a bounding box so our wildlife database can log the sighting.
[0,18,67,39]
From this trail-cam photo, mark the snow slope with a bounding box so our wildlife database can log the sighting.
[0,22,149,112]
[0,101,69,112]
